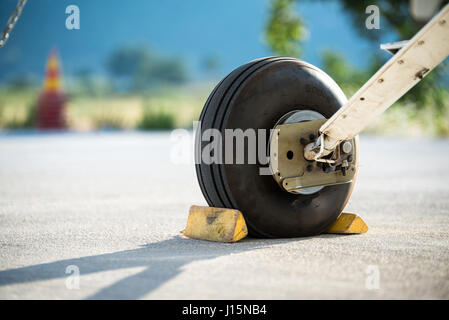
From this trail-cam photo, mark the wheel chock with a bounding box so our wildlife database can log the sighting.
[325,213,368,234]
[181,205,248,242]
[182,207,367,242]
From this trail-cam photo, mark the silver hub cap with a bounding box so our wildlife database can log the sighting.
[271,109,325,195]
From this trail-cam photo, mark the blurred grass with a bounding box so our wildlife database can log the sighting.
[139,103,175,130]
[0,88,38,129]
[0,84,210,131]
[0,82,448,136]
[366,96,449,137]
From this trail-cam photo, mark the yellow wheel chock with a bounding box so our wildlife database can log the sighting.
[182,205,367,243]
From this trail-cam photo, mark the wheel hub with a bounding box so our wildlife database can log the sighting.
[269,110,356,195]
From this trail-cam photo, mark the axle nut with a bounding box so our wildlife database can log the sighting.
[342,141,352,154]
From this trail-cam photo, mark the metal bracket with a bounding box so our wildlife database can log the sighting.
[270,120,356,194]
[380,40,409,55]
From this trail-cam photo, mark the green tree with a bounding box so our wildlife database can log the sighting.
[264,0,307,57]
[335,0,448,41]
[106,45,188,92]
[265,0,448,111]
[324,0,449,107]
[107,46,152,78]
[321,51,368,89]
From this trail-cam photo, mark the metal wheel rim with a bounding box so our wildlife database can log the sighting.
[270,109,325,195]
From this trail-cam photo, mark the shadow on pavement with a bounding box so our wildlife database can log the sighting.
[0,235,318,299]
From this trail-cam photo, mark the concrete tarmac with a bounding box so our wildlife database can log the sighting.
[0,132,448,299]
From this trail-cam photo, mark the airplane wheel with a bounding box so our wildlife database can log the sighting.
[195,57,359,238]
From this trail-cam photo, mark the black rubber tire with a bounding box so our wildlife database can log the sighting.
[195,57,358,238]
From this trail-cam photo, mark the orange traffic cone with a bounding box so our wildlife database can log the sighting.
[36,48,67,129]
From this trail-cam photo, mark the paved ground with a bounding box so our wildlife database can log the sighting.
[0,132,448,299]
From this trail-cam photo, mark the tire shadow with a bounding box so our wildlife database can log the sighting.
[0,235,314,299]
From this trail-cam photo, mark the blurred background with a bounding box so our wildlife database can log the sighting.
[1,0,448,135]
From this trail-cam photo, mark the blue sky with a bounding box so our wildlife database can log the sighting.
[0,0,392,81]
